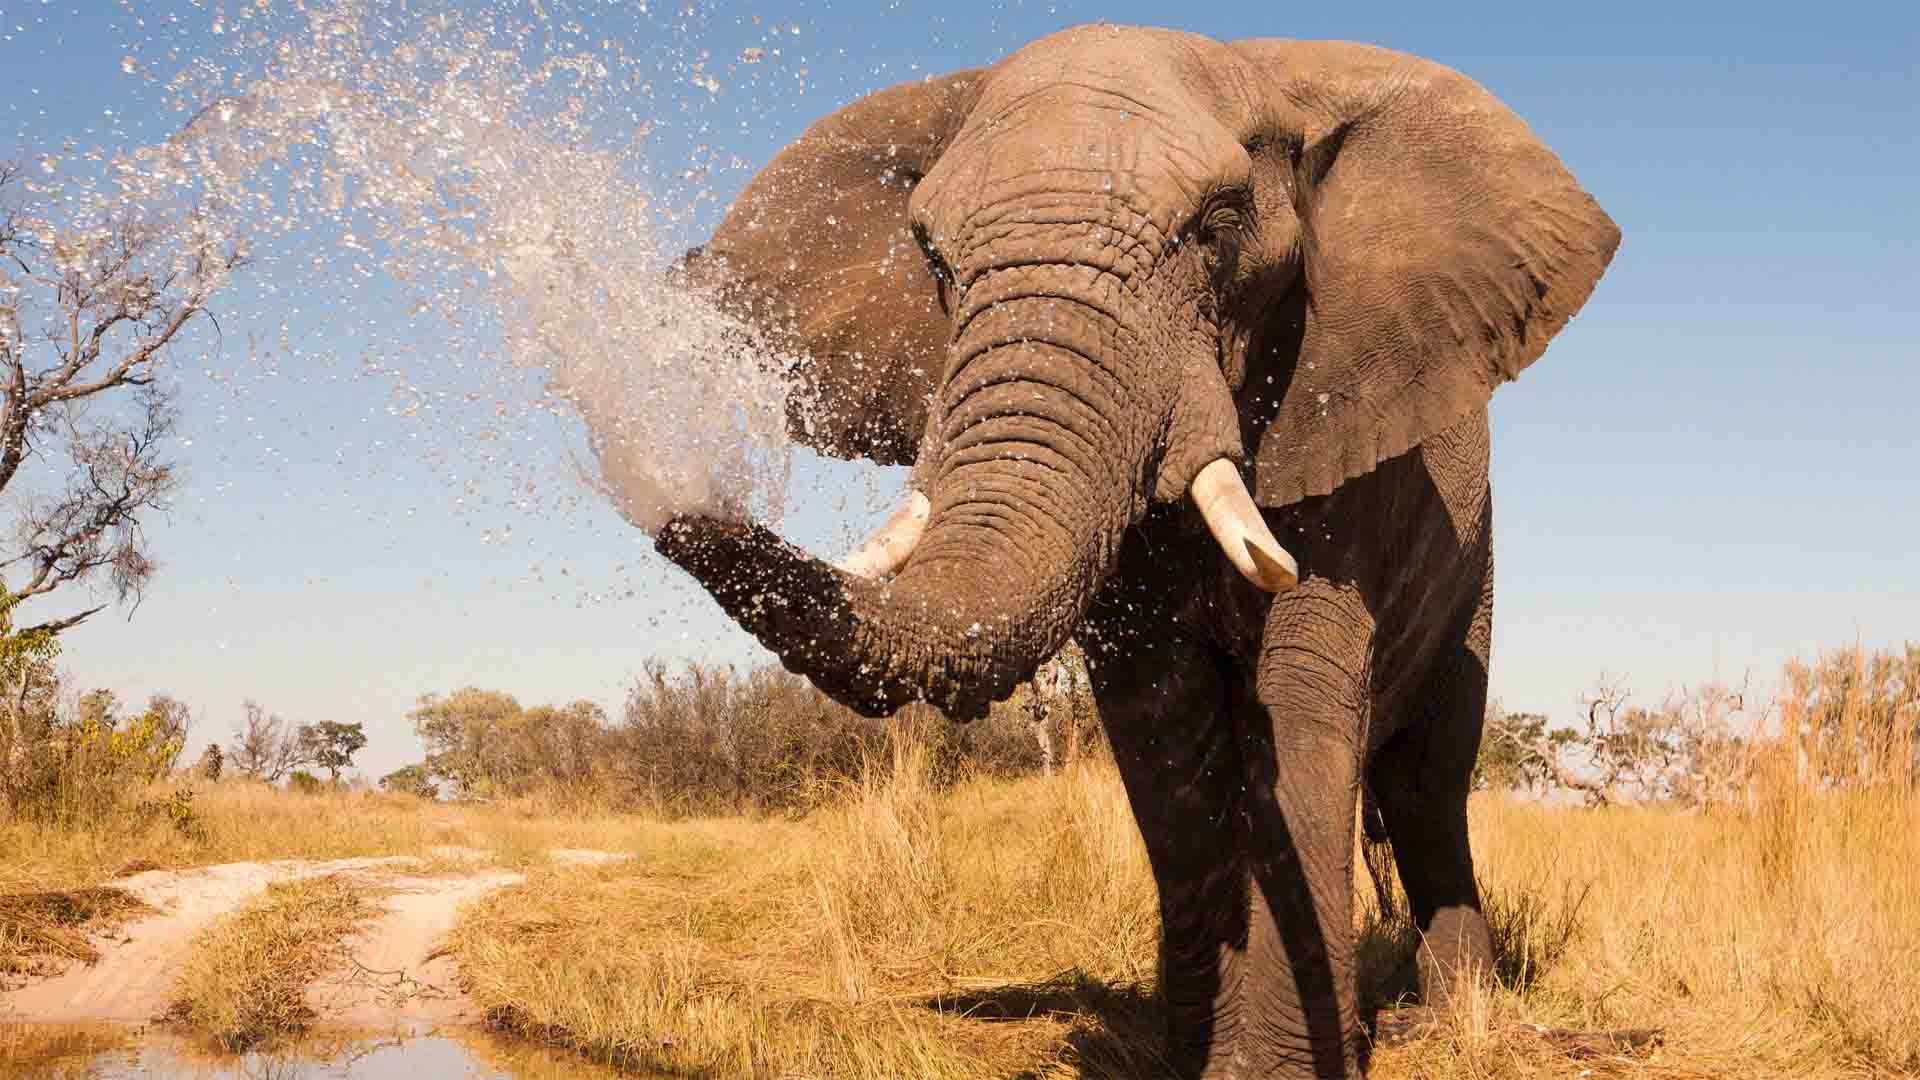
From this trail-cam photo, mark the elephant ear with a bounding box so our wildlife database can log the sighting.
[687,71,985,466]
[1229,41,1620,505]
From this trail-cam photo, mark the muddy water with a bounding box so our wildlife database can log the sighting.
[13,1023,633,1079]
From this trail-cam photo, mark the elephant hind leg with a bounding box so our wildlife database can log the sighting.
[1368,640,1495,1007]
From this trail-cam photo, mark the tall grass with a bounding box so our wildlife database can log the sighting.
[3,645,1913,1076]
[1366,645,1920,1077]
[450,649,1920,1079]
[166,874,383,1049]
[448,732,1162,1078]
[0,776,693,901]
[0,782,437,895]
[0,887,150,985]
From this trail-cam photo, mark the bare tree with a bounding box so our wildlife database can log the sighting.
[228,700,306,782]
[1015,642,1094,776]
[0,161,244,788]
[1478,678,1754,809]
[1475,707,1582,797]
[1478,684,1639,807]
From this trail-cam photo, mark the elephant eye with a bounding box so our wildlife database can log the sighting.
[1197,199,1247,287]
[1205,232,1241,290]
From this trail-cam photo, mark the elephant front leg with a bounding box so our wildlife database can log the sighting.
[1082,605,1248,1078]
[1238,581,1374,1077]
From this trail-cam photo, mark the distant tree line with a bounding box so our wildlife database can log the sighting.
[1473,644,1919,807]
[0,655,375,822]
[224,702,366,786]
[380,652,1102,816]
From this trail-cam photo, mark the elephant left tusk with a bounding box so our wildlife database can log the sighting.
[834,489,931,580]
[1191,458,1299,593]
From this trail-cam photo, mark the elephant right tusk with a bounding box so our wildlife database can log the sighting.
[1191,458,1299,593]
[834,489,931,580]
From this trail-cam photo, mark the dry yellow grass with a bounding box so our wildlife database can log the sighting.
[0,777,762,1007]
[164,873,386,1049]
[4,648,1909,1076]
[1366,782,1920,1078]
[0,778,670,895]
[445,726,1920,1078]
[0,887,150,986]
[447,736,1165,1077]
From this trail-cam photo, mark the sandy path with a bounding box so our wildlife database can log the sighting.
[305,868,523,1028]
[0,852,596,1029]
[1,856,422,1023]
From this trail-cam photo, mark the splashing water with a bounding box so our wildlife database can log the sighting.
[100,0,799,532]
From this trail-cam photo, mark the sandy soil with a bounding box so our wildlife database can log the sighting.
[305,868,524,1029]
[0,851,595,1031]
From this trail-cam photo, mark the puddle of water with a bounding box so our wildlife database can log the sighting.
[3,1024,626,1080]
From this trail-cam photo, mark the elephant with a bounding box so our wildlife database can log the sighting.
[644,24,1618,1078]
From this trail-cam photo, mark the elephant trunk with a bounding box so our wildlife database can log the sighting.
[658,291,1139,720]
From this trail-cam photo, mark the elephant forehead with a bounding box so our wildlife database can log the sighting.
[912,30,1250,248]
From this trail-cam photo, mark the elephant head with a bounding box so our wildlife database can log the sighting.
[656,26,1618,720]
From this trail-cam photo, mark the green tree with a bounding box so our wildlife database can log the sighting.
[378,763,438,800]
[296,720,367,784]
[137,695,194,773]
[66,685,185,788]
[410,690,613,800]
[1474,709,1577,794]
[409,688,524,799]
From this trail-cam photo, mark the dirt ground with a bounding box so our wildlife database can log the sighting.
[0,850,622,1030]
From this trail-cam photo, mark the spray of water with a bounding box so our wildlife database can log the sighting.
[101,0,799,533]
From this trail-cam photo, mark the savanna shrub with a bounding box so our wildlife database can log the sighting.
[3,687,191,825]
[132,784,203,839]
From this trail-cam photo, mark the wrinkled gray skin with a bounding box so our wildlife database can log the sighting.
[654,25,1617,1077]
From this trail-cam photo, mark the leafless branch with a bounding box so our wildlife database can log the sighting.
[0,161,242,637]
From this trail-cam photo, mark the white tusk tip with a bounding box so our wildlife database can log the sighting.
[1244,538,1299,593]
[834,490,930,581]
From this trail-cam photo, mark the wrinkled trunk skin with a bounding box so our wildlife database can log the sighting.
[658,282,1145,721]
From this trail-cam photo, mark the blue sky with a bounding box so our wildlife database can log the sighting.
[3,0,1914,779]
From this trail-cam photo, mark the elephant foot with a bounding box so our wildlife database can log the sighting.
[1369,1006,1662,1058]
